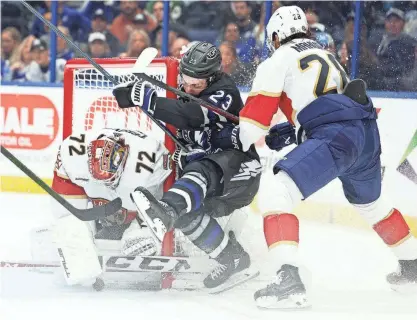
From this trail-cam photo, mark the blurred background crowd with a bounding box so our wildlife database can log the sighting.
[1,0,417,91]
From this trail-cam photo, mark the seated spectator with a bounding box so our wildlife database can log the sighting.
[88,32,110,59]
[1,1,31,37]
[91,8,120,57]
[119,29,150,58]
[219,42,255,87]
[217,21,257,64]
[1,27,21,66]
[1,27,22,81]
[7,35,36,81]
[231,2,259,62]
[148,1,184,24]
[31,0,91,43]
[152,1,164,24]
[79,0,118,23]
[170,37,190,59]
[132,13,149,32]
[25,38,66,83]
[110,0,157,47]
[315,32,336,55]
[339,16,379,88]
[154,23,189,54]
[179,1,231,31]
[306,7,320,26]
[375,8,417,90]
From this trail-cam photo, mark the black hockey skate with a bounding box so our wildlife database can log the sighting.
[387,259,417,293]
[254,264,310,309]
[204,232,259,294]
[130,187,177,242]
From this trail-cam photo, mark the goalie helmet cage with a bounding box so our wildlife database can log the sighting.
[63,57,178,288]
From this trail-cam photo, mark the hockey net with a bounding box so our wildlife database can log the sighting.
[63,58,246,266]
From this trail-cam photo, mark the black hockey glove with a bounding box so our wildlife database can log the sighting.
[265,122,296,152]
[172,146,206,171]
[210,124,242,151]
[113,80,156,113]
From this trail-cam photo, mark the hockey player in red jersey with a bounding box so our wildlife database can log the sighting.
[237,5,417,308]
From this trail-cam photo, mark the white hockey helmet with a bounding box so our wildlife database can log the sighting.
[266,6,308,51]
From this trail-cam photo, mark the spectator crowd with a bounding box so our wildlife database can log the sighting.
[1,0,417,91]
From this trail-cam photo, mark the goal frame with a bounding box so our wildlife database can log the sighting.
[63,58,179,281]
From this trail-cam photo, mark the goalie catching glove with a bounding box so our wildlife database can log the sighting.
[113,79,157,114]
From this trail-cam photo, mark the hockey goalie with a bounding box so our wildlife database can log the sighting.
[48,128,171,287]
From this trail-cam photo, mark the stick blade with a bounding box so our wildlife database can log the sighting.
[74,197,123,221]
[132,47,158,73]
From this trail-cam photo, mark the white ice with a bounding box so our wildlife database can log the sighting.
[1,193,416,320]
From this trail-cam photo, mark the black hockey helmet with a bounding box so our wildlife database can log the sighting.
[179,41,222,79]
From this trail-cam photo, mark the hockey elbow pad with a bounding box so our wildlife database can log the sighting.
[265,122,296,152]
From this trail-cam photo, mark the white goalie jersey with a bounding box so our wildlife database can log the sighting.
[48,129,171,286]
[52,128,172,220]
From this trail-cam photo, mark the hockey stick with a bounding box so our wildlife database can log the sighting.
[133,71,239,124]
[1,146,122,221]
[20,0,186,151]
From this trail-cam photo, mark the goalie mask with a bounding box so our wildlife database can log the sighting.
[88,134,130,188]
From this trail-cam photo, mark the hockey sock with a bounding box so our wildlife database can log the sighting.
[180,214,228,259]
[264,213,300,267]
[373,208,417,260]
[162,172,207,215]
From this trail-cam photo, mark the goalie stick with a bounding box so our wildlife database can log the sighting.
[20,0,187,151]
[0,146,122,221]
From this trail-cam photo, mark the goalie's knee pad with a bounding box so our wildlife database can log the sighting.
[256,170,303,215]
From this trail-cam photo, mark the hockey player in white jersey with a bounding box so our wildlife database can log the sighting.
[236,5,417,308]
[51,128,171,286]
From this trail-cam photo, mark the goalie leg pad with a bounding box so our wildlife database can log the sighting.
[52,215,102,286]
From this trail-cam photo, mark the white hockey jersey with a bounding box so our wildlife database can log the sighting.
[239,38,349,150]
[52,128,171,221]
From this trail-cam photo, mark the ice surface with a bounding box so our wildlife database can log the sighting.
[1,193,416,320]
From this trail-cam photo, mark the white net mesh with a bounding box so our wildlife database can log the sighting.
[73,68,154,135]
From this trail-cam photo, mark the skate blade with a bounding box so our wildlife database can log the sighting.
[130,191,166,243]
[256,293,311,310]
[208,268,260,294]
[390,282,417,294]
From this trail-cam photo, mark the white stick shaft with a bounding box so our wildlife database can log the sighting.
[132,47,159,73]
